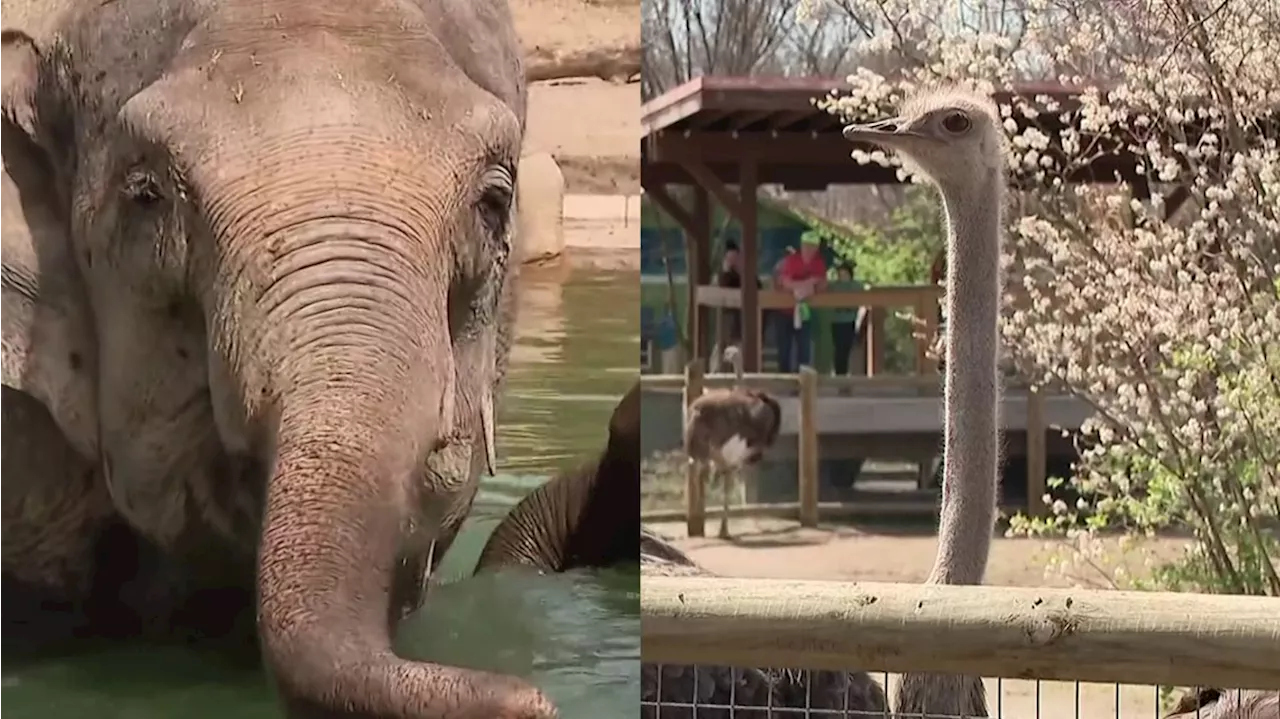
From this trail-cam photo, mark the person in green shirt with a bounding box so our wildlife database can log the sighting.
[827,262,863,375]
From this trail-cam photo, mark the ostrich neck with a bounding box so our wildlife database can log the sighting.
[932,174,1003,586]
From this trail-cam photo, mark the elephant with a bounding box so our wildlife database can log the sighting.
[1,0,560,716]
[639,526,888,717]
[475,380,639,572]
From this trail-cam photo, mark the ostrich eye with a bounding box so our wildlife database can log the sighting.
[941,112,972,134]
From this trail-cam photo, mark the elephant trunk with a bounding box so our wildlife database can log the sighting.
[234,218,515,717]
[262,397,495,718]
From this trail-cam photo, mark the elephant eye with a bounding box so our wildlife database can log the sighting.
[122,168,164,205]
[476,164,514,236]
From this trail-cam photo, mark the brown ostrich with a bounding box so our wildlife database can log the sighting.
[640,525,888,718]
[683,346,782,539]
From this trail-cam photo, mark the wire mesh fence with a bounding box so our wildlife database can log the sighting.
[639,666,1275,719]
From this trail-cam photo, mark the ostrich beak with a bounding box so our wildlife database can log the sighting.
[842,117,922,147]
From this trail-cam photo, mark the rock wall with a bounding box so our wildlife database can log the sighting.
[516,152,565,263]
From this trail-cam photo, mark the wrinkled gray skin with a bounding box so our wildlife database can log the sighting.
[0,0,560,716]
[475,380,639,573]
[639,527,888,718]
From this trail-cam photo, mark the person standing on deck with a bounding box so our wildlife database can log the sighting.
[711,240,761,370]
[827,262,864,376]
[775,234,827,372]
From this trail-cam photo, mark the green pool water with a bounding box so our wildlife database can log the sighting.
[0,269,641,718]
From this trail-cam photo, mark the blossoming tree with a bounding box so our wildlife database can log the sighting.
[807,0,1279,595]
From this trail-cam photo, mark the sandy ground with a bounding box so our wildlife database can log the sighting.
[514,0,640,194]
[648,518,1194,719]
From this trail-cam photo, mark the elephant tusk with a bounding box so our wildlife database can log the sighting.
[475,327,499,477]
[422,539,436,595]
[481,390,498,476]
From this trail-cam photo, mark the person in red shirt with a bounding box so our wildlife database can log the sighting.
[775,234,827,372]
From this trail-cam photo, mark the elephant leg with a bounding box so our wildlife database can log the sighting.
[1,386,114,647]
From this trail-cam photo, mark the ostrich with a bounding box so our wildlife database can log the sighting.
[1165,688,1280,719]
[640,525,888,717]
[842,87,1007,716]
[683,346,782,539]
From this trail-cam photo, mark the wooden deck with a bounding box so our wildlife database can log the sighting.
[643,372,1090,436]
[641,369,1090,536]
[772,389,1090,435]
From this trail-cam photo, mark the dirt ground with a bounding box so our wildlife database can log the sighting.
[514,0,640,194]
[648,518,1194,719]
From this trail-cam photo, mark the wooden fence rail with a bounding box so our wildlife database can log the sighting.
[642,576,1280,691]
[694,284,943,374]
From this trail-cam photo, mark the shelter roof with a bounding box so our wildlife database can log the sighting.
[640,76,1128,189]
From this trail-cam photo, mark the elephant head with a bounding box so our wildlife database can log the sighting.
[2,1,557,716]
[475,380,639,572]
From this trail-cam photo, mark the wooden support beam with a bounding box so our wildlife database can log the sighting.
[692,187,712,363]
[682,360,707,538]
[657,131,852,168]
[677,158,747,221]
[865,307,886,376]
[797,367,819,528]
[729,109,776,131]
[645,183,703,363]
[644,183,699,236]
[643,161,860,189]
[649,133,1136,186]
[642,577,1280,691]
[772,110,813,131]
[739,160,761,372]
[683,229,701,367]
[687,109,732,129]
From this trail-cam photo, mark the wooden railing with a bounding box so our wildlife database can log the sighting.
[642,576,1280,691]
[641,362,1063,536]
[696,284,944,374]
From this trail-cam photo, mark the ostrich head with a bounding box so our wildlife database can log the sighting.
[842,87,1005,195]
[722,345,742,367]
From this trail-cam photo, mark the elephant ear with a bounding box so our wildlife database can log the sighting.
[2,30,100,459]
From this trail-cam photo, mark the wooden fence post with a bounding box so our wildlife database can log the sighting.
[683,360,708,537]
[1026,384,1047,518]
[866,307,887,376]
[798,367,819,528]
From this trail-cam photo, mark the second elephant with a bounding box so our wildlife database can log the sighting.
[475,380,639,572]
